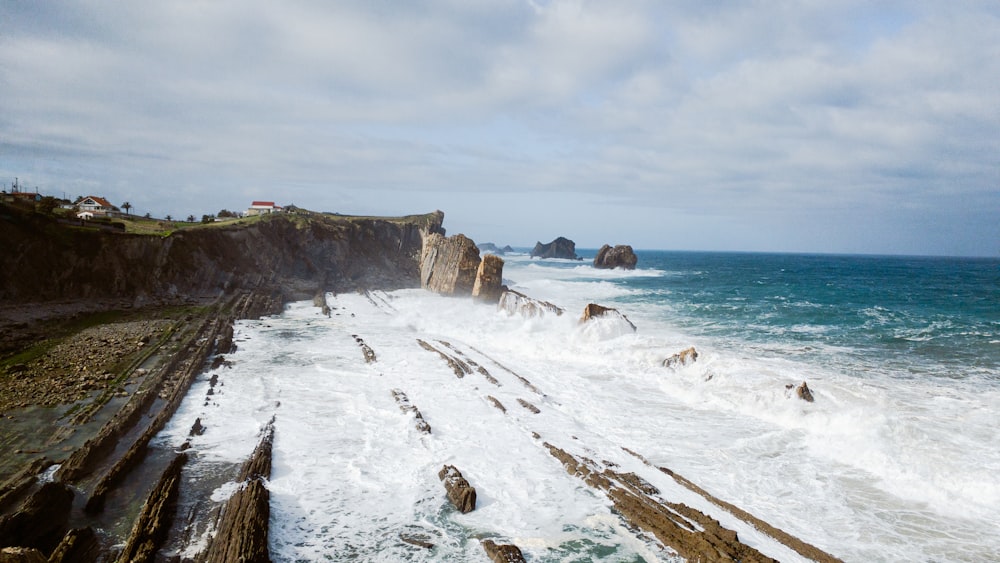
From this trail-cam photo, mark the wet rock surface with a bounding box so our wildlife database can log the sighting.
[497,290,564,318]
[472,254,505,304]
[663,347,699,369]
[392,389,432,434]
[481,539,527,563]
[580,303,637,332]
[0,481,73,556]
[116,453,188,563]
[438,465,477,514]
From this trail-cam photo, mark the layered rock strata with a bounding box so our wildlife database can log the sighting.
[472,254,505,304]
[203,418,275,563]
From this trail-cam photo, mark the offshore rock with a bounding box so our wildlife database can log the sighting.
[497,290,564,318]
[796,381,815,402]
[438,465,477,514]
[663,347,698,369]
[420,233,482,296]
[481,539,527,563]
[530,237,579,260]
[472,254,505,304]
[580,304,637,332]
[594,244,638,270]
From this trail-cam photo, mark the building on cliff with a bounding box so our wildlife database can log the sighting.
[246,201,282,216]
[76,196,120,218]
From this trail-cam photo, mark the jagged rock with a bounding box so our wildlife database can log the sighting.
[580,304,637,332]
[497,290,564,318]
[0,482,74,555]
[517,398,541,414]
[391,389,432,434]
[796,381,814,402]
[420,233,482,296]
[203,419,274,563]
[438,465,476,514]
[594,244,638,270]
[481,539,527,563]
[472,254,505,304]
[477,242,503,255]
[189,417,206,436]
[487,396,507,413]
[116,453,187,563]
[0,547,46,563]
[399,534,434,549]
[530,237,579,260]
[663,347,698,369]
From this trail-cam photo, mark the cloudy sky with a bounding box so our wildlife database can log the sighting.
[2,1,998,256]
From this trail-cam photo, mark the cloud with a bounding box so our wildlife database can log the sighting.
[1,0,997,255]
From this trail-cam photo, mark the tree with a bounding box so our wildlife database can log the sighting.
[217,209,237,218]
[143,212,151,219]
[122,201,132,215]
[201,214,215,223]
[165,214,172,221]
[186,214,195,223]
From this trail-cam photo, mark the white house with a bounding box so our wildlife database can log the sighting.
[77,196,119,217]
[246,201,281,216]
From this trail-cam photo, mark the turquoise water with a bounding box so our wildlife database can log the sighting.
[592,251,1000,382]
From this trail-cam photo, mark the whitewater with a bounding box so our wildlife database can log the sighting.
[153,251,1000,562]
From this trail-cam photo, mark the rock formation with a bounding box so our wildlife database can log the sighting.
[420,233,483,296]
[663,347,698,369]
[0,547,46,563]
[0,207,445,305]
[472,254,505,304]
[497,290,564,318]
[0,482,74,556]
[115,453,188,563]
[594,244,638,270]
[481,539,527,563]
[796,381,814,402]
[530,237,579,260]
[203,419,275,563]
[580,303,637,332]
[438,465,477,514]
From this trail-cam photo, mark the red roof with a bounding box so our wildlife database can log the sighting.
[83,196,114,208]
[250,201,275,207]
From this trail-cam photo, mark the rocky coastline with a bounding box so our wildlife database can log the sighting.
[1,205,839,561]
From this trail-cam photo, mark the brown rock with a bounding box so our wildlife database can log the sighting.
[438,465,477,514]
[580,304,637,332]
[472,254,505,304]
[481,539,526,563]
[420,233,482,296]
[796,381,814,402]
[0,482,74,555]
[593,244,638,270]
[663,347,698,369]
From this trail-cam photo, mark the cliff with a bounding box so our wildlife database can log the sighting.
[0,206,444,306]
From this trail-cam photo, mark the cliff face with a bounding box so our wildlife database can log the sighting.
[0,208,444,305]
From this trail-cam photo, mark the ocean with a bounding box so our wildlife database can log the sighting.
[153,250,1000,562]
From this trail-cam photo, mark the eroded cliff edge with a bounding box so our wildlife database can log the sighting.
[0,208,445,307]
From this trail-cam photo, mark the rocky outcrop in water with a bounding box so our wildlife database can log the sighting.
[420,233,482,296]
[203,419,275,563]
[0,547,46,562]
[472,254,505,304]
[531,237,578,260]
[796,381,814,402]
[497,290,564,318]
[438,465,477,514]
[580,304,637,332]
[594,244,638,270]
[481,539,527,563]
[116,453,187,563]
[663,347,698,369]
[48,527,99,563]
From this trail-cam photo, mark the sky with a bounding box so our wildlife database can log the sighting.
[1,1,998,256]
